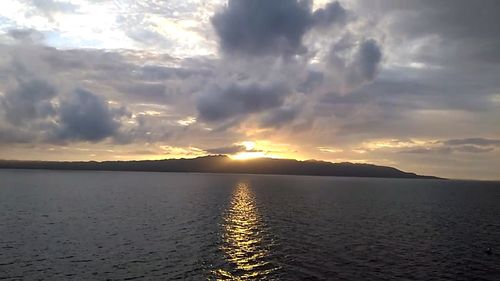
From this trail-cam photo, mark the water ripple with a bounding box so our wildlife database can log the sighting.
[213,182,280,280]
[1,171,499,280]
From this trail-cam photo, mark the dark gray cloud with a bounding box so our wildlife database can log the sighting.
[212,0,348,56]
[358,0,500,64]
[212,0,311,56]
[1,78,56,125]
[316,64,498,141]
[0,43,212,145]
[309,1,499,144]
[259,105,300,128]
[354,68,496,112]
[346,39,382,86]
[388,1,500,42]
[0,126,35,144]
[354,40,382,81]
[197,81,290,122]
[297,70,324,93]
[312,1,348,27]
[8,28,44,43]
[324,37,383,93]
[56,89,121,142]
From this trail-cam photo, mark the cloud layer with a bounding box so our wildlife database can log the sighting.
[0,0,499,179]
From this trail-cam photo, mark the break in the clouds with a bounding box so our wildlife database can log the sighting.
[0,0,499,180]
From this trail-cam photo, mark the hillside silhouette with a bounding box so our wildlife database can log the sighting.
[0,155,440,179]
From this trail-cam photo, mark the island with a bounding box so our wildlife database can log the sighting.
[0,155,441,179]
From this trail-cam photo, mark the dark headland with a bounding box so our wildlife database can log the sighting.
[0,155,440,179]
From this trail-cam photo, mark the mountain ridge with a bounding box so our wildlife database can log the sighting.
[0,155,442,179]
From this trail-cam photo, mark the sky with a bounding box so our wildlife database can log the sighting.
[0,0,499,180]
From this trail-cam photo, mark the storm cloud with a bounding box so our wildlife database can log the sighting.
[197,81,290,122]
[348,39,382,84]
[326,38,383,91]
[212,0,348,56]
[312,1,348,27]
[1,78,56,125]
[56,89,122,142]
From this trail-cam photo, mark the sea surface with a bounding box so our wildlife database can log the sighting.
[0,170,499,280]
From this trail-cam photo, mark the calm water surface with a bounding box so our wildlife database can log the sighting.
[0,170,499,280]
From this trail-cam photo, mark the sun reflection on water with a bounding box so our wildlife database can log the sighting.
[213,182,278,280]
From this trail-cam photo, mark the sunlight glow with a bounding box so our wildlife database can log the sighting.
[228,140,301,160]
[176,116,197,126]
[318,147,344,153]
[240,141,256,150]
[230,151,266,160]
[362,139,434,150]
[213,182,278,279]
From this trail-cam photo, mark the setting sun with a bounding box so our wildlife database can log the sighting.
[230,151,266,160]
[240,141,256,151]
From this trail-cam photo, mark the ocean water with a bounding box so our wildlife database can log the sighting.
[0,170,499,280]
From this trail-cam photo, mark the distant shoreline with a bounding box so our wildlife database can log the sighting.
[0,167,447,180]
[0,155,442,180]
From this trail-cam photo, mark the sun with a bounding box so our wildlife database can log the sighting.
[228,140,294,160]
[230,151,266,160]
[240,141,256,150]
[228,141,264,160]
